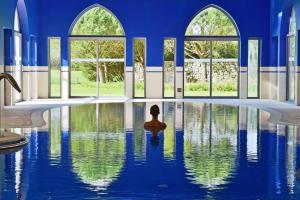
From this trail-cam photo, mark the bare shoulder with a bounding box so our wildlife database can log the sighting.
[161,122,167,129]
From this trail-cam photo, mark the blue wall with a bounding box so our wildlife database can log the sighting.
[1,0,299,69]
[38,0,270,67]
[0,0,39,67]
[270,0,300,66]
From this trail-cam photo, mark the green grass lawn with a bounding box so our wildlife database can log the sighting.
[50,71,238,97]
[185,82,238,97]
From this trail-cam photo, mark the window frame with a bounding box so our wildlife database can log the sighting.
[247,38,261,99]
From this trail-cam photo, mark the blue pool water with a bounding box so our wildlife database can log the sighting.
[1,102,300,199]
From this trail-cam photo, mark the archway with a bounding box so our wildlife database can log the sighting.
[69,5,125,97]
[184,6,240,98]
[287,8,297,102]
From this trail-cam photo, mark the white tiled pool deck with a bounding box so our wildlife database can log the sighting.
[2,98,300,127]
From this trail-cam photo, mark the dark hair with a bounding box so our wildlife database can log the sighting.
[150,105,160,117]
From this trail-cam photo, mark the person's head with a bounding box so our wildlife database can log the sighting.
[150,105,160,118]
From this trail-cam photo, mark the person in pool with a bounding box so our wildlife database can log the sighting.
[144,105,167,146]
[144,105,167,131]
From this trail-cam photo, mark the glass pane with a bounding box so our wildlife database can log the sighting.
[184,41,211,97]
[13,34,22,103]
[185,7,238,36]
[248,40,259,98]
[288,36,296,101]
[98,40,125,97]
[70,40,97,97]
[134,39,145,98]
[49,38,61,97]
[212,41,238,97]
[164,39,175,98]
[71,7,124,36]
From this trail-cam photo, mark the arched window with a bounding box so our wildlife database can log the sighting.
[287,9,297,102]
[14,8,20,32]
[184,6,240,98]
[185,6,238,36]
[67,5,126,98]
[71,6,124,36]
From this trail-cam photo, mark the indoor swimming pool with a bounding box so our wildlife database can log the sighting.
[0,102,300,199]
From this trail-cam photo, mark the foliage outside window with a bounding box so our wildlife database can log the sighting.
[164,39,176,98]
[134,39,146,98]
[70,6,125,97]
[184,7,239,97]
[49,38,61,97]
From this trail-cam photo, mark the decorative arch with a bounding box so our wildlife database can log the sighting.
[15,0,29,35]
[289,8,296,35]
[185,4,240,37]
[69,4,125,36]
[184,5,240,98]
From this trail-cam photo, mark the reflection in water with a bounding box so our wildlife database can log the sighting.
[133,102,146,160]
[0,102,299,199]
[49,108,61,162]
[163,102,176,160]
[247,108,258,161]
[70,103,125,190]
[184,103,238,189]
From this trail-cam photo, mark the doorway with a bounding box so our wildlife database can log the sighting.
[70,38,125,97]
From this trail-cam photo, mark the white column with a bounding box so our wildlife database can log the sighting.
[176,66,183,99]
[125,67,133,98]
[61,66,69,99]
[37,66,49,99]
[277,67,287,102]
[240,66,248,99]
[146,67,163,99]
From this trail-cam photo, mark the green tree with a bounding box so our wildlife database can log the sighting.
[71,7,125,83]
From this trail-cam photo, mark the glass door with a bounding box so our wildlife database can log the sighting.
[287,35,296,102]
[98,39,125,97]
[184,39,239,98]
[70,39,98,97]
[70,38,125,97]
[212,40,239,97]
[184,40,211,97]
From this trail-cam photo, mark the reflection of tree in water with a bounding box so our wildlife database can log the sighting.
[163,103,176,160]
[184,103,238,189]
[50,108,61,160]
[133,103,146,160]
[70,103,125,189]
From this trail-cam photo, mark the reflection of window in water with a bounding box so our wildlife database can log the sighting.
[183,103,238,189]
[163,102,176,160]
[69,103,125,189]
[247,108,258,162]
[49,107,61,162]
[286,126,297,194]
[133,102,146,160]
